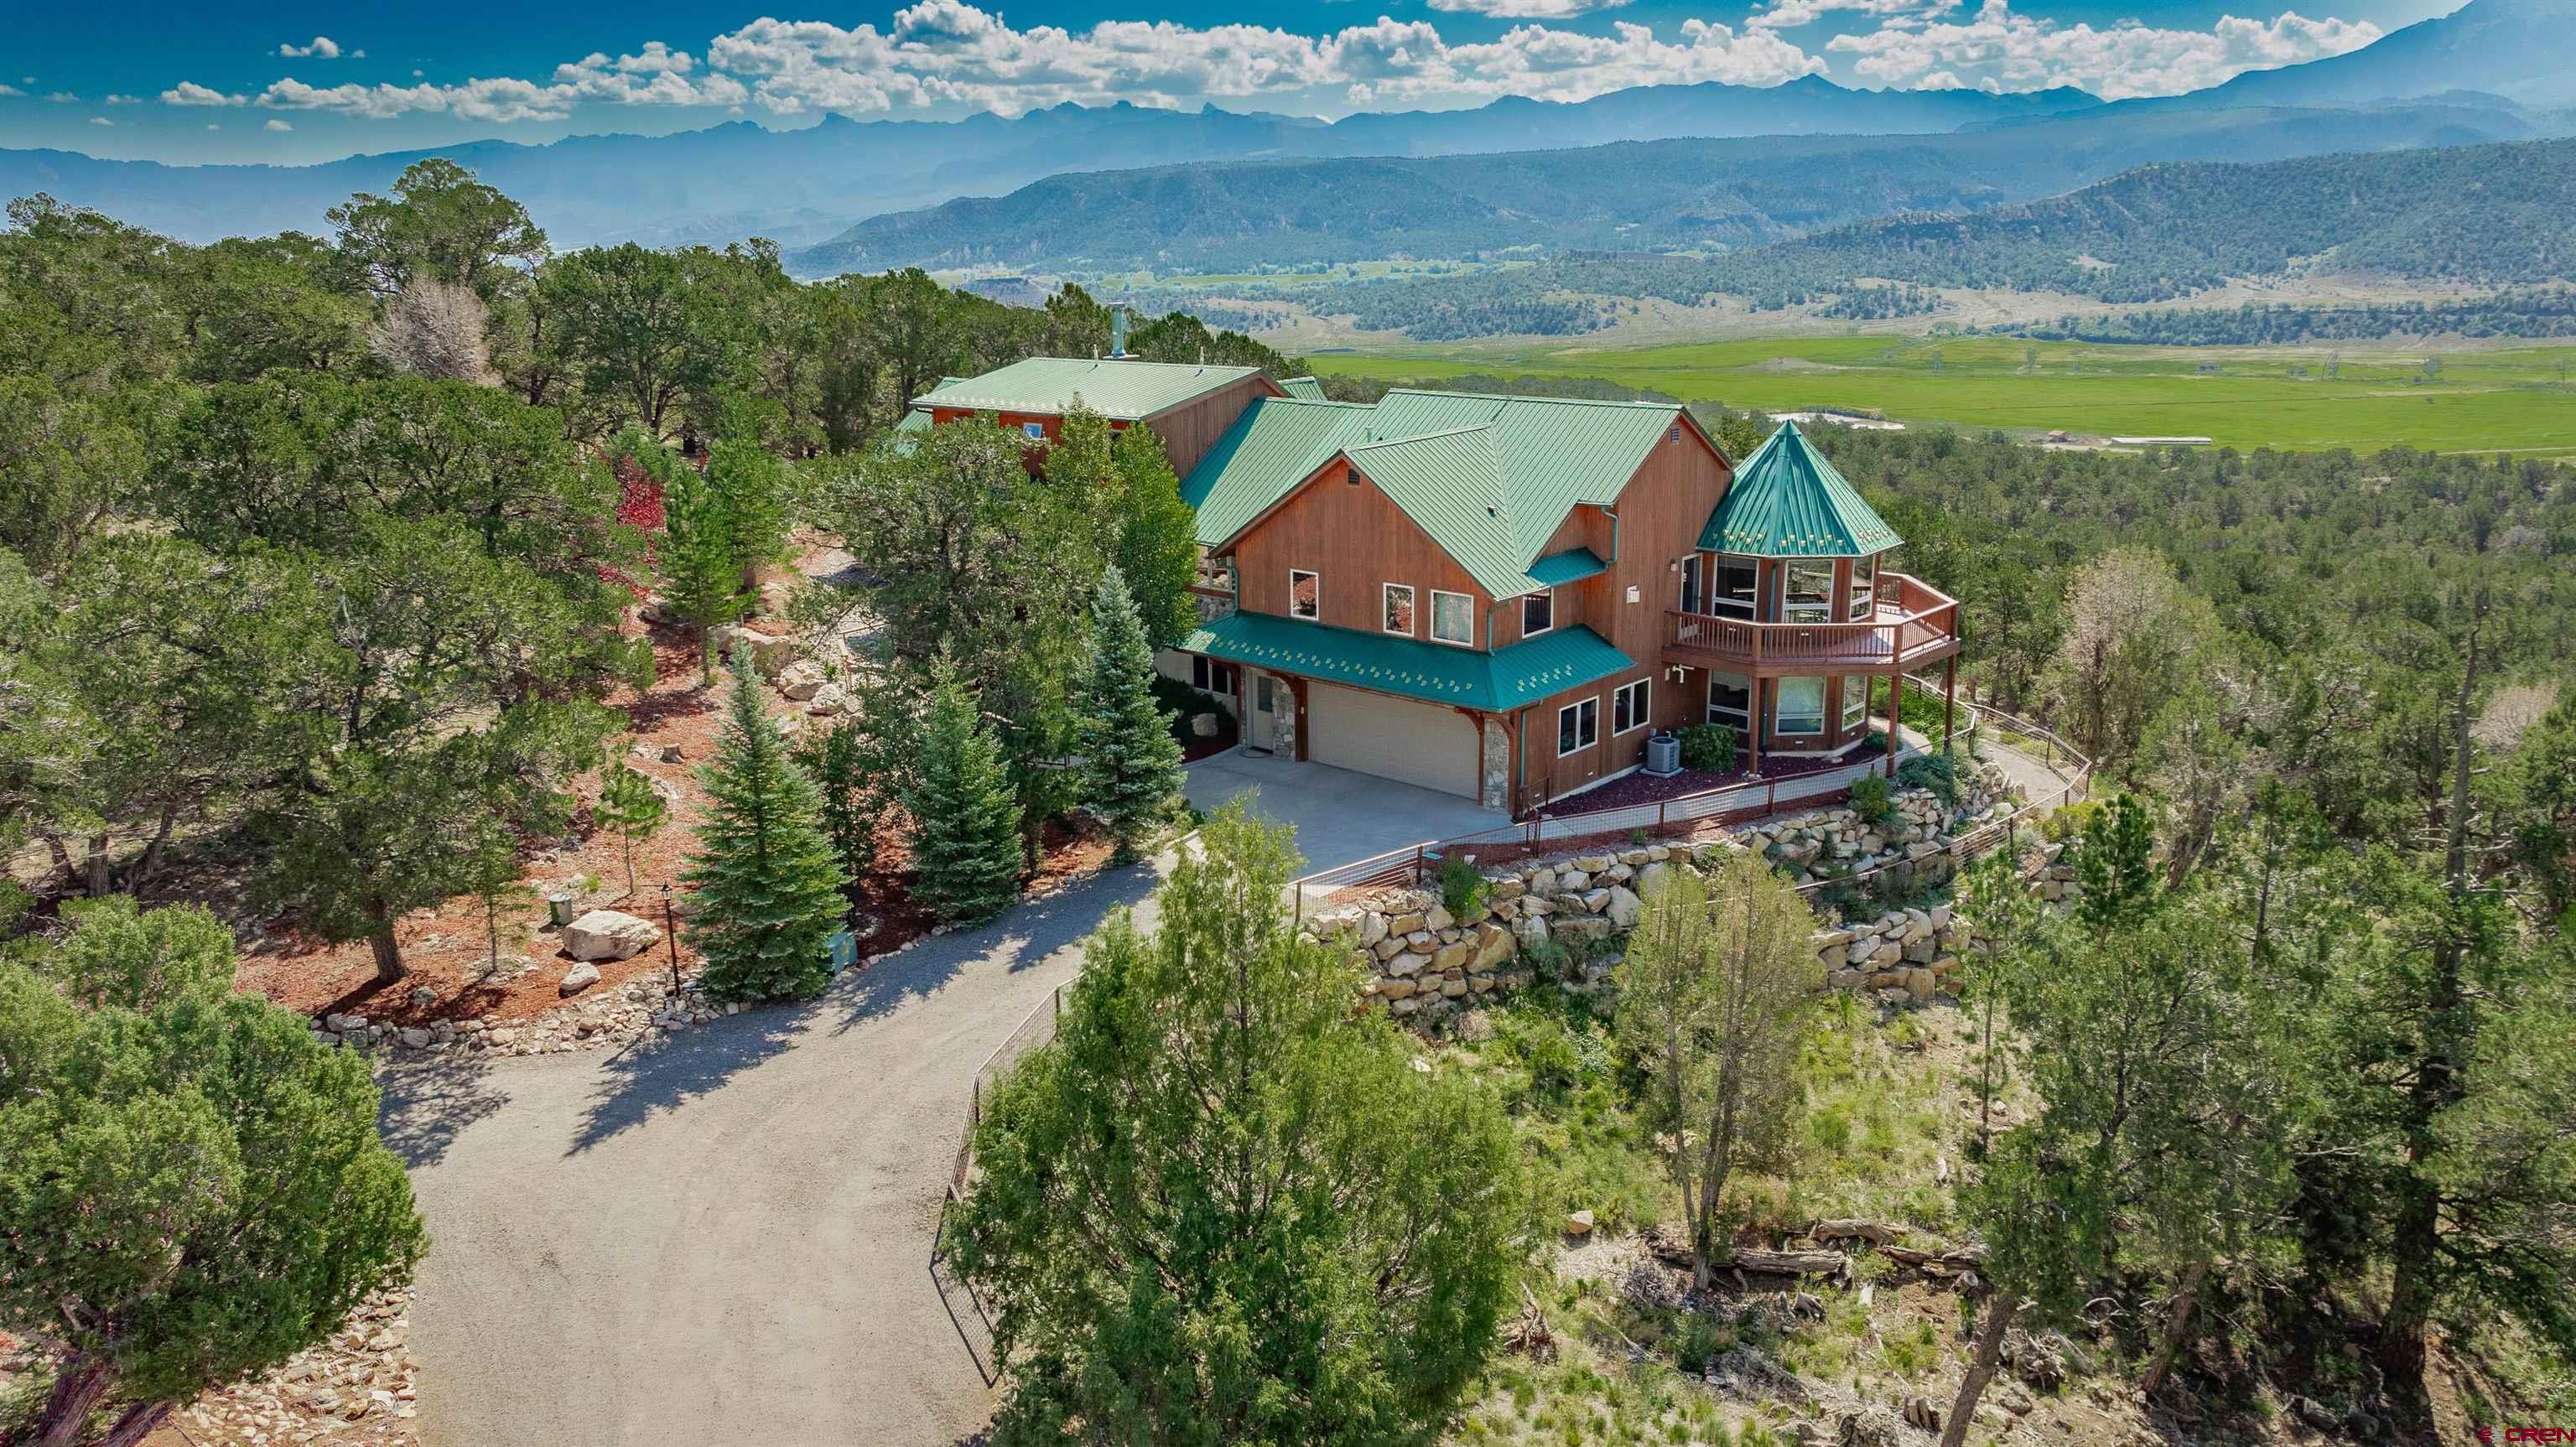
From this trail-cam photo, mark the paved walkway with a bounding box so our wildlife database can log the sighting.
[383,858,1171,1447]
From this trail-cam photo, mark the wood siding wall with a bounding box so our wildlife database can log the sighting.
[1233,460,1495,643]
[1143,375,1279,480]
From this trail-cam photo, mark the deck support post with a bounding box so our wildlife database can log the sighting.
[1885,672,1903,773]
[1746,678,1764,779]
[1942,656,1958,754]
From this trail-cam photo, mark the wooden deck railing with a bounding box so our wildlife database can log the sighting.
[1662,572,1961,675]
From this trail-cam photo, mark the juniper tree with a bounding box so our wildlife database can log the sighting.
[1617,852,1813,1290]
[1075,565,1186,860]
[0,900,425,1447]
[680,647,848,1003]
[906,659,1024,925]
[948,802,1523,1445]
[593,749,669,898]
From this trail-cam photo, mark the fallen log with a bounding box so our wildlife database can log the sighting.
[1810,1219,1906,1246]
[1881,1243,1988,1270]
[1727,1247,1849,1277]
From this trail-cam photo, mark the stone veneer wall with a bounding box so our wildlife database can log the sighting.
[1302,761,2027,1025]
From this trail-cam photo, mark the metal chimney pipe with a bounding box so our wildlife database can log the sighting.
[1109,305,1129,359]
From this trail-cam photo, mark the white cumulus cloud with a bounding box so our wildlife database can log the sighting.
[265,118,293,131]
[162,81,248,106]
[153,0,2397,135]
[1425,0,1631,18]
[1825,0,2380,100]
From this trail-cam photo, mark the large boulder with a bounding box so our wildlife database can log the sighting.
[1603,885,1643,930]
[564,910,661,962]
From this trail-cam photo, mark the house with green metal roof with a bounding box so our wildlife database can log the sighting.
[902,354,1290,480]
[1166,395,1962,814]
[903,349,1963,815]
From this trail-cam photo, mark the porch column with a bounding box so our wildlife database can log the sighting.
[1942,656,1958,754]
[1884,672,1903,772]
[1746,678,1765,778]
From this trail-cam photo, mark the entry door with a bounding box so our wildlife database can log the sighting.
[1250,675,1280,752]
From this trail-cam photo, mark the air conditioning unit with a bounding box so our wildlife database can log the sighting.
[1644,733,1682,777]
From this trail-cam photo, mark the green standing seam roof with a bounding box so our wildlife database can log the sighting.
[1278,376,1327,400]
[1696,421,1902,558]
[912,356,1264,421]
[1182,612,1634,713]
[1524,547,1607,588]
[1181,389,1686,594]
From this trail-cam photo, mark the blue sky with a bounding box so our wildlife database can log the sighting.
[3,0,2461,164]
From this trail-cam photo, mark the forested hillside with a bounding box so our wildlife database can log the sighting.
[2003,288,2576,346]
[791,99,2554,279]
[1211,134,2576,338]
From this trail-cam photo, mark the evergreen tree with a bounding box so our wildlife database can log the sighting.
[906,658,1023,924]
[661,460,748,686]
[593,749,669,897]
[790,718,880,908]
[1075,565,1186,859]
[680,647,847,1003]
[948,802,1523,1444]
[0,901,425,1445]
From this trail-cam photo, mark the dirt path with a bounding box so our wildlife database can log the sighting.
[382,858,1170,1447]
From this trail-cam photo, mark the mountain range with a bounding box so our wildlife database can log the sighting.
[3,0,2569,257]
[784,97,2564,278]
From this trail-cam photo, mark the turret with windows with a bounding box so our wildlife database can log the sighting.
[1664,422,1961,774]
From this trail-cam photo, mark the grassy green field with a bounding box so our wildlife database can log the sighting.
[1306,335,2576,455]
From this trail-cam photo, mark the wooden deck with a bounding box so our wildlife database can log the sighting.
[1661,572,1961,677]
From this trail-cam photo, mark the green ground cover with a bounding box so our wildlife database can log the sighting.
[1311,336,2576,455]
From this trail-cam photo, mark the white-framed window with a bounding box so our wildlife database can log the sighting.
[1430,589,1473,646]
[1784,561,1835,625]
[1708,672,1752,728]
[1021,420,1046,440]
[1288,568,1320,620]
[1613,678,1651,735]
[1841,677,1869,732]
[1849,554,1877,621]
[1521,589,1554,637]
[1777,676,1826,736]
[1557,697,1600,756]
[1382,582,1415,635]
[1715,558,1758,617]
[1192,655,1235,695]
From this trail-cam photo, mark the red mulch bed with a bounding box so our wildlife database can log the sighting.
[229,594,1112,1033]
[1541,743,1878,817]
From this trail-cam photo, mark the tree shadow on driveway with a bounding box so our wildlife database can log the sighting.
[377,1052,511,1170]
[821,856,1165,1035]
[559,855,1166,1156]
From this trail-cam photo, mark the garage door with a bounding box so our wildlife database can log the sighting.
[1306,682,1478,798]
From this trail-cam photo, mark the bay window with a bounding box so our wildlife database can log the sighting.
[1715,558,1758,617]
[1776,676,1826,736]
[1849,554,1878,621]
[1841,677,1869,733]
[1784,561,1835,624]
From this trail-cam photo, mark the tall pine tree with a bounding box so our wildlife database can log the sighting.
[681,646,848,1002]
[1076,564,1187,859]
[907,657,1024,924]
[661,461,748,686]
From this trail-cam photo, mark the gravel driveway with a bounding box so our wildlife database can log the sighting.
[380,858,1169,1447]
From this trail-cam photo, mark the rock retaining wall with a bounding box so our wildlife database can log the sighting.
[1304,763,2023,1025]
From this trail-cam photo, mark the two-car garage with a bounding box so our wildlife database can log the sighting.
[1303,682,1480,799]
